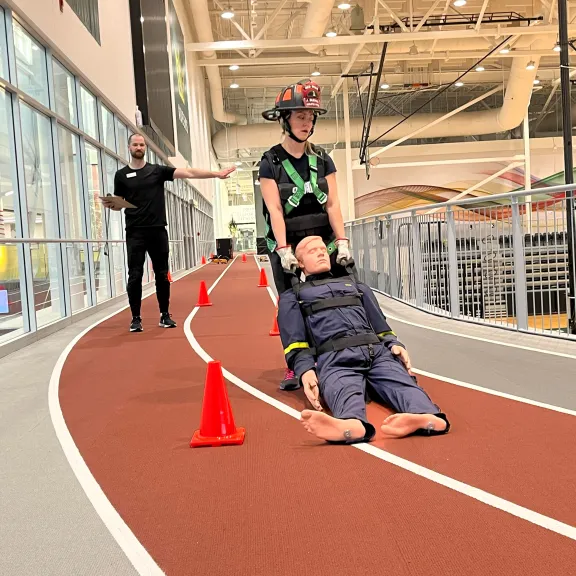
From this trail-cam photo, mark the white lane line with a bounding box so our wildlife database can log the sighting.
[252,256,576,416]
[48,263,209,576]
[412,368,576,417]
[373,292,576,361]
[185,259,576,543]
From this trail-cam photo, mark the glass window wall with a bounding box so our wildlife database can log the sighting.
[20,103,63,327]
[100,103,115,152]
[0,87,24,342]
[80,85,98,140]
[12,20,49,107]
[116,119,128,161]
[0,5,213,349]
[58,127,89,312]
[0,8,8,80]
[52,60,77,126]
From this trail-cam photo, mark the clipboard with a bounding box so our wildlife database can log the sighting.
[100,195,137,209]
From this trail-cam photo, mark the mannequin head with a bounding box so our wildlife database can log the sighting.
[295,236,331,275]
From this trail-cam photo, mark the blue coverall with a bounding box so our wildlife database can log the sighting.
[278,272,450,442]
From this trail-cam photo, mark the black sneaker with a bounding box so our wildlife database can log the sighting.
[130,316,143,332]
[279,368,300,391]
[159,313,177,328]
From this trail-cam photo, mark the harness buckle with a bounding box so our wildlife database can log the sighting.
[304,182,313,195]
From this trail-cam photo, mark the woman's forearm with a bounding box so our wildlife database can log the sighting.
[325,174,346,239]
[326,204,346,239]
[269,210,288,247]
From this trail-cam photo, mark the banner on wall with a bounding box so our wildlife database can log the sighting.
[168,0,192,164]
[128,0,175,155]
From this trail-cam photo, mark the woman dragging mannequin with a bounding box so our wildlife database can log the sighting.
[258,79,351,390]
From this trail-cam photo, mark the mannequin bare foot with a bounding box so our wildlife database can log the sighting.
[300,410,366,442]
[380,413,447,438]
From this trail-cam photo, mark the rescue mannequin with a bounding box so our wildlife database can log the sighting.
[278,236,450,443]
[259,79,351,391]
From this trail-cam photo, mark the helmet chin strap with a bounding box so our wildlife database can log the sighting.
[281,112,318,144]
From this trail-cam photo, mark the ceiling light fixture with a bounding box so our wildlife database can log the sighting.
[235,161,242,166]
[338,2,351,9]
[229,64,239,71]
[455,81,464,87]
[453,0,467,6]
[533,78,541,85]
[500,47,510,54]
[526,61,535,70]
[380,83,390,89]
[554,43,561,52]
[325,28,337,38]
[475,65,485,72]
[311,68,321,76]
[230,82,239,89]
[221,8,234,19]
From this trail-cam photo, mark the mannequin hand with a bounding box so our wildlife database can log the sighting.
[302,370,322,411]
[276,245,298,272]
[335,238,351,265]
[391,345,413,375]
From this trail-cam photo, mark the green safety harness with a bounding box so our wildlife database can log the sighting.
[265,153,336,254]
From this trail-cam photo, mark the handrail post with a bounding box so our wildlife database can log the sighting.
[446,207,460,318]
[511,197,529,331]
[386,216,399,297]
[410,212,424,307]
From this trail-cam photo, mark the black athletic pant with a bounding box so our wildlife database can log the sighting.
[126,227,170,317]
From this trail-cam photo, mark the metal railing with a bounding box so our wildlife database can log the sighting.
[0,237,196,347]
[345,182,576,339]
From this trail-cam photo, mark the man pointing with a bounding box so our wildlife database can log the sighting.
[102,133,234,332]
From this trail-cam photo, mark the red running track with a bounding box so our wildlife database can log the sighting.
[59,258,576,575]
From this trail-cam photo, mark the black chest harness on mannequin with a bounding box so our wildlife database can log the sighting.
[289,261,382,357]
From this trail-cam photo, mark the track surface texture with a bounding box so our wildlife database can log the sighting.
[60,259,576,575]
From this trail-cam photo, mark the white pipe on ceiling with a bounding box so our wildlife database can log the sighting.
[189,0,246,125]
[300,0,337,54]
[211,35,554,158]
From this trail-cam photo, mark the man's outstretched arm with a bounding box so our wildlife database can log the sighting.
[173,166,236,180]
[278,291,316,379]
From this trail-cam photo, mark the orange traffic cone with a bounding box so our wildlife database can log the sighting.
[258,267,269,287]
[191,361,245,448]
[269,310,280,336]
[167,271,173,283]
[196,280,212,307]
[241,253,247,263]
[201,255,207,265]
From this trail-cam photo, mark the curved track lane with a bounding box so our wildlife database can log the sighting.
[59,259,576,575]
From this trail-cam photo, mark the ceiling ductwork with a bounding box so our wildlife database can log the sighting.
[190,0,246,125]
[212,36,555,159]
[300,0,336,54]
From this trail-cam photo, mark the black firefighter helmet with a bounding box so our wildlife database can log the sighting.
[262,79,328,121]
[262,79,327,142]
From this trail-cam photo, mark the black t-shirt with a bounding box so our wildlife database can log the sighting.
[258,146,337,223]
[258,148,336,182]
[114,163,176,229]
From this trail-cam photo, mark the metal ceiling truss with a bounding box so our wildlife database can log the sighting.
[371,12,543,33]
[353,34,513,176]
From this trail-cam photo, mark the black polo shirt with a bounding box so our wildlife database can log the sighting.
[114,163,176,229]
